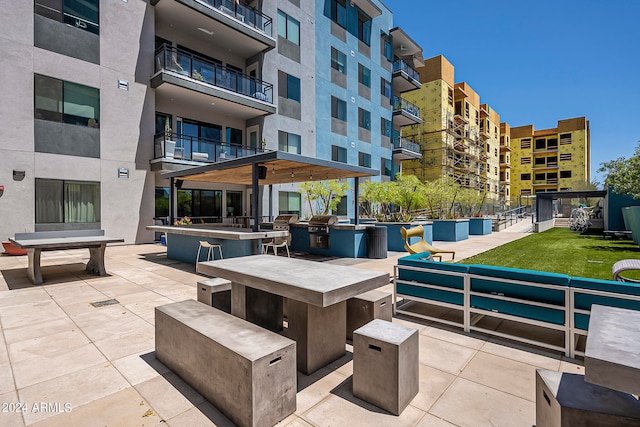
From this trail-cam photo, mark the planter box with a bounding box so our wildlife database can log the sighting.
[622,207,631,231]
[375,222,433,251]
[432,219,469,242]
[468,217,492,235]
[627,206,640,245]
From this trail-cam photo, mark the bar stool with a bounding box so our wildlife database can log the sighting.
[196,240,223,268]
[264,237,290,257]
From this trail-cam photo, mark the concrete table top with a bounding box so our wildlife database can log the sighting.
[198,254,390,307]
[146,225,288,240]
[584,304,640,395]
[10,235,124,249]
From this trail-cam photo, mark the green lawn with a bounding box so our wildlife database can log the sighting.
[460,228,640,280]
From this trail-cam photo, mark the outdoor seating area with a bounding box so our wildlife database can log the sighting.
[1,219,639,426]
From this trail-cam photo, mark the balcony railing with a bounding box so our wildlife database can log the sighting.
[196,0,272,36]
[154,132,267,162]
[392,136,421,154]
[393,59,420,84]
[155,44,273,103]
[392,95,420,118]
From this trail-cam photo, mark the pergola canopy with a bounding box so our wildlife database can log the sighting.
[161,151,379,185]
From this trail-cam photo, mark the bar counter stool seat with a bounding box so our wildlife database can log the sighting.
[196,240,223,267]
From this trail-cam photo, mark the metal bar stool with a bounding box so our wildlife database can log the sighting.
[196,240,223,268]
[264,237,290,257]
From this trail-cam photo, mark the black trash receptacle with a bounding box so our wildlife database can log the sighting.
[367,226,388,259]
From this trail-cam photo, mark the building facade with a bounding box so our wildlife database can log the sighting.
[508,117,591,205]
[0,1,422,243]
[400,55,502,206]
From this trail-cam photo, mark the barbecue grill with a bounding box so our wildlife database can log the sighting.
[308,215,338,249]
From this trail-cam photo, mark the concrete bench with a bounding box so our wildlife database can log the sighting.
[9,230,123,284]
[155,299,296,427]
[346,290,392,341]
[197,277,231,312]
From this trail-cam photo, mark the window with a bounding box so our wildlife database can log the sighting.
[35,179,100,224]
[226,127,242,145]
[359,152,371,168]
[277,10,300,45]
[35,74,100,127]
[278,131,301,154]
[333,198,347,216]
[520,138,531,149]
[155,187,170,218]
[226,191,243,217]
[278,72,301,102]
[177,189,222,218]
[534,157,546,165]
[381,78,392,99]
[331,47,346,74]
[279,191,301,215]
[535,173,545,181]
[380,118,391,137]
[332,145,347,163]
[358,108,371,130]
[448,88,454,106]
[521,173,531,180]
[560,153,572,161]
[35,0,99,35]
[521,157,531,164]
[331,96,346,121]
[381,158,392,176]
[521,189,532,196]
[560,170,572,179]
[357,9,371,45]
[560,133,572,144]
[330,0,346,28]
[535,138,546,150]
[358,64,371,87]
[381,34,393,62]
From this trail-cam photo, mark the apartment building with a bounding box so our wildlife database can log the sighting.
[400,55,502,205]
[508,117,590,205]
[0,1,421,242]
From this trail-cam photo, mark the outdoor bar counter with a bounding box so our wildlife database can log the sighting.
[146,225,288,263]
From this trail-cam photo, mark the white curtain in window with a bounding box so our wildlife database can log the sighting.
[35,179,63,223]
[64,181,100,223]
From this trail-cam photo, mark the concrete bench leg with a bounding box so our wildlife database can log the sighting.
[27,248,43,285]
[197,278,231,313]
[86,245,107,275]
[353,319,419,415]
[231,283,284,333]
[536,369,640,426]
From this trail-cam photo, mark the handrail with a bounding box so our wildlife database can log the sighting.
[197,0,272,36]
[392,95,420,118]
[155,44,273,103]
[154,131,268,162]
[392,59,420,83]
[392,136,421,154]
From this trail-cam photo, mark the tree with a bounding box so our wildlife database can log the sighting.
[423,176,460,219]
[599,143,640,198]
[457,187,486,217]
[390,174,426,220]
[359,180,393,218]
[299,180,349,215]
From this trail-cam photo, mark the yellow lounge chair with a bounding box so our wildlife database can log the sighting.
[400,225,455,262]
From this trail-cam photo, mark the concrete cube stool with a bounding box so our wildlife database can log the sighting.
[536,369,640,426]
[197,278,231,313]
[156,300,297,427]
[347,290,392,341]
[353,319,418,415]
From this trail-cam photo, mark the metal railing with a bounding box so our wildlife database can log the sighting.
[392,95,420,118]
[154,132,268,162]
[392,136,421,154]
[493,205,532,231]
[155,44,273,103]
[197,0,272,36]
[392,59,420,84]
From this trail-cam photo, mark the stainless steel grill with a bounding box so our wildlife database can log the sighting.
[308,215,338,249]
[263,215,298,250]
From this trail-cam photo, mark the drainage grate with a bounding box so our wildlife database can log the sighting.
[90,299,120,308]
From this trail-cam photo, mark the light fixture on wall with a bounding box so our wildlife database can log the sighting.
[13,170,25,181]
[291,169,295,178]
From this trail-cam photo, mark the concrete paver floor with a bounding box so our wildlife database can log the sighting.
[0,220,584,426]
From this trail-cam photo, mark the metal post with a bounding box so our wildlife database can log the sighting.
[169,177,175,225]
[252,162,259,232]
[354,177,359,225]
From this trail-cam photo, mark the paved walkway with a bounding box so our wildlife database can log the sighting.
[0,220,583,427]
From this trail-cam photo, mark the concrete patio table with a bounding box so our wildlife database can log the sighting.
[9,235,124,285]
[198,254,390,374]
[584,304,640,395]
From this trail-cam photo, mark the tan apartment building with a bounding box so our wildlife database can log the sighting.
[400,55,502,205]
[508,117,590,205]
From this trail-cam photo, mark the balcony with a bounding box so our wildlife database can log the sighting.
[532,179,559,186]
[500,143,511,152]
[531,163,559,171]
[152,45,276,119]
[392,136,422,161]
[392,96,421,126]
[392,59,421,92]
[152,0,275,57]
[151,132,268,171]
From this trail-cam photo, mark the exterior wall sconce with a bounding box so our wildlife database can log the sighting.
[13,170,25,181]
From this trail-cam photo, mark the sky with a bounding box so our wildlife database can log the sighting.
[383,0,640,186]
